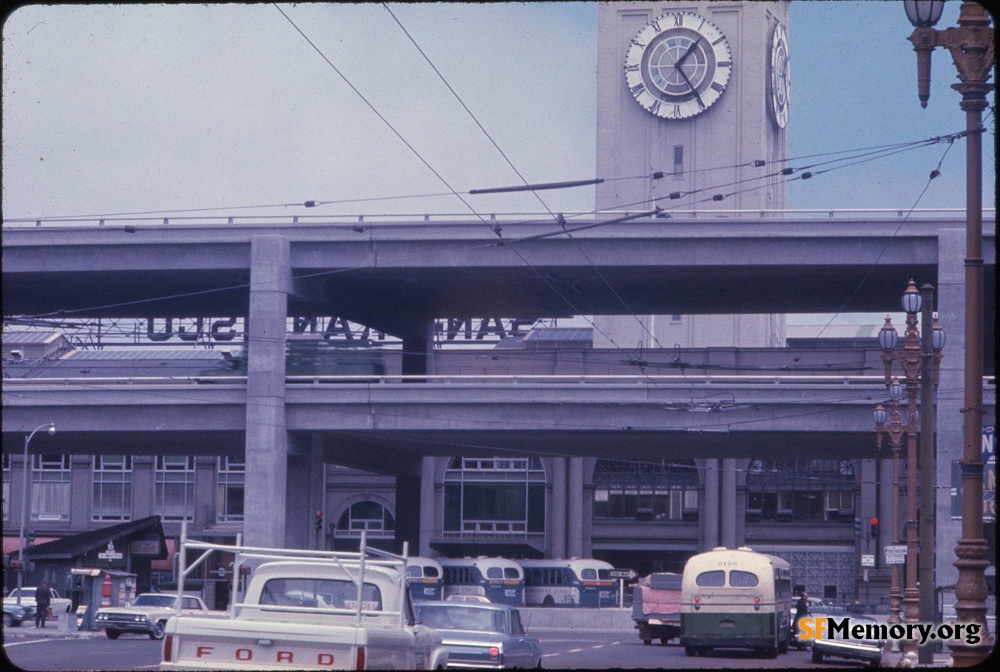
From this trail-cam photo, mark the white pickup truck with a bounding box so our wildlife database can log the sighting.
[160,529,448,670]
[4,586,73,619]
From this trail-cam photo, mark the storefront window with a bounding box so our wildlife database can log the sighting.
[593,459,698,521]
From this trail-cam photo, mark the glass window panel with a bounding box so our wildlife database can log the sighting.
[730,571,759,587]
[696,570,725,587]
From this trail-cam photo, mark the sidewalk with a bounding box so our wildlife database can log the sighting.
[3,615,102,639]
[882,646,957,668]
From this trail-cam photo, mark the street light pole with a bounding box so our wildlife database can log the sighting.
[878,281,944,657]
[16,423,56,605]
[904,1,994,665]
[874,396,906,631]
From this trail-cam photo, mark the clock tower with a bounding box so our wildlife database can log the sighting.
[596,1,789,214]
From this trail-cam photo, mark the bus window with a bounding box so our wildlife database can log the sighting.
[504,568,520,579]
[729,571,759,588]
[696,570,725,587]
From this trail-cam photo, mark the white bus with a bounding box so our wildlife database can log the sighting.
[406,556,445,602]
[680,546,792,658]
[439,557,525,607]
[518,559,617,608]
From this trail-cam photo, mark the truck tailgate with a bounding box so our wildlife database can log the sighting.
[163,616,363,670]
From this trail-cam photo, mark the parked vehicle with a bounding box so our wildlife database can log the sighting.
[440,558,525,607]
[407,556,445,602]
[632,572,682,645]
[415,601,542,669]
[811,615,886,667]
[160,527,448,670]
[680,546,792,658]
[3,601,35,627]
[3,586,73,618]
[95,592,209,640]
[518,558,616,608]
[445,595,492,603]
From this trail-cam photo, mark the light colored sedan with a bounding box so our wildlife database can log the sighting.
[415,601,542,669]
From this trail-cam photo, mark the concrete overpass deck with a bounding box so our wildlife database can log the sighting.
[3,374,995,473]
[3,214,994,331]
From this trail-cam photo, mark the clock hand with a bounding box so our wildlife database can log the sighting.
[676,67,705,109]
[674,36,702,69]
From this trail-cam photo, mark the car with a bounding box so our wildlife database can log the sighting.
[415,601,542,669]
[445,594,492,603]
[811,615,886,668]
[3,602,36,627]
[791,601,851,649]
[4,586,73,619]
[95,593,209,640]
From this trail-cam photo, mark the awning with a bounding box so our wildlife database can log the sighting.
[24,516,166,561]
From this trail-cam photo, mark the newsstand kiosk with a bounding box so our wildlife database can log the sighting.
[71,568,136,631]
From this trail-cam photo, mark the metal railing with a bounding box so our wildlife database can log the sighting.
[2,208,992,229]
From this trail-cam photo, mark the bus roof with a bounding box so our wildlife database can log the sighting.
[682,547,790,574]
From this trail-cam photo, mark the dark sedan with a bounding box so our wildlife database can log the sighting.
[415,601,543,669]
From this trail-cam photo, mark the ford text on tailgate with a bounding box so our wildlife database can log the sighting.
[160,525,447,670]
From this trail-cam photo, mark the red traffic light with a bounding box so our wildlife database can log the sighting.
[870,517,878,525]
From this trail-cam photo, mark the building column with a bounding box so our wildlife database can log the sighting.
[395,474,421,555]
[703,459,719,550]
[550,457,567,559]
[567,457,584,558]
[720,459,737,549]
[132,456,154,520]
[244,236,291,549]
[69,455,91,529]
[282,434,326,550]
[419,457,436,557]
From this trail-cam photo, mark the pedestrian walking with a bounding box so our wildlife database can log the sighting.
[35,580,53,628]
[792,590,810,648]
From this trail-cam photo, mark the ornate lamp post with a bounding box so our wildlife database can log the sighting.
[874,395,906,632]
[16,423,56,605]
[878,281,944,656]
[904,1,994,665]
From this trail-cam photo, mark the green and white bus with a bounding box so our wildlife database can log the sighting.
[680,546,792,658]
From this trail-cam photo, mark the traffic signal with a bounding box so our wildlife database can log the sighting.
[854,519,861,537]
[869,517,879,539]
[315,510,324,532]
[26,530,35,547]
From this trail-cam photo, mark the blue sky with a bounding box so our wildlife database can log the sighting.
[2,2,993,221]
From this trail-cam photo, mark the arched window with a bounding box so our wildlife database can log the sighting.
[443,457,545,535]
[593,459,698,521]
[746,459,856,523]
[335,500,395,539]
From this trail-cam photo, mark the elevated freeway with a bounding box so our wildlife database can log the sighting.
[3,211,995,551]
[5,374,948,472]
[2,213,994,333]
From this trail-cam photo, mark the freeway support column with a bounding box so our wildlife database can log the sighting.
[244,236,292,549]
[703,460,719,550]
[401,321,436,377]
[419,458,436,557]
[720,459,737,549]
[567,458,584,558]
[549,457,567,559]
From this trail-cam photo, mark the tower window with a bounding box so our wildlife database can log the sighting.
[673,146,684,175]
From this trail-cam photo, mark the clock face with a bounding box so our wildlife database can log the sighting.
[769,22,790,129]
[624,12,732,120]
